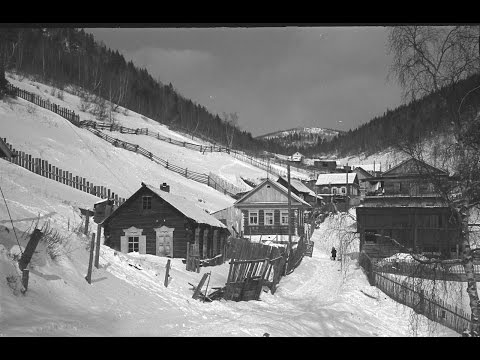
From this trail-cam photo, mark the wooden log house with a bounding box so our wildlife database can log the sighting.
[101,182,229,259]
[234,178,312,243]
[356,158,461,259]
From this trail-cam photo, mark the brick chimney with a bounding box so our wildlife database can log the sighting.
[160,182,170,192]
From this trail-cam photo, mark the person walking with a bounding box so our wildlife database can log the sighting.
[331,246,337,261]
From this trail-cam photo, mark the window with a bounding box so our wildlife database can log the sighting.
[332,187,338,194]
[393,182,401,193]
[264,211,274,226]
[322,187,329,193]
[281,211,289,225]
[249,211,258,225]
[128,236,139,252]
[142,196,152,210]
[365,230,377,244]
[340,187,346,194]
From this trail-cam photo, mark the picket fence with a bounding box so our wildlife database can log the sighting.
[7,82,314,185]
[359,251,473,335]
[2,138,126,207]
[6,83,242,198]
[85,127,239,197]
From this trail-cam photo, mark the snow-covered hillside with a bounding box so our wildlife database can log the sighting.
[2,72,280,213]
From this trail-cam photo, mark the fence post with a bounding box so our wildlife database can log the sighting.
[94,224,102,269]
[85,233,95,284]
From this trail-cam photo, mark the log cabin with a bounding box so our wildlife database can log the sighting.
[101,182,229,259]
[234,178,312,243]
[356,158,461,259]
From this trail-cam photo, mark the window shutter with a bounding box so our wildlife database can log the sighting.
[120,236,128,253]
[139,235,147,254]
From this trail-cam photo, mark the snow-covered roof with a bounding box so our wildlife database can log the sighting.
[235,178,311,207]
[281,177,316,197]
[145,184,227,228]
[352,164,380,173]
[315,173,357,186]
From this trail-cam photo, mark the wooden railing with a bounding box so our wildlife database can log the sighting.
[359,251,473,335]
[1,137,126,207]
[85,128,238,197]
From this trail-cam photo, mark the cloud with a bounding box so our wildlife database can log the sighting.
[123,47,216,87]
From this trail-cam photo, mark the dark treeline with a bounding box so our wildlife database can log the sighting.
[301,73,480,158]
[0,27,268,152]
[1,27,479,159]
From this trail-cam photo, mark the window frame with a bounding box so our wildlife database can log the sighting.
[248,210,259,225]
[280,211,289,225]
[128,236,139,252]
[142,196,152,210]
[264,210,274,226]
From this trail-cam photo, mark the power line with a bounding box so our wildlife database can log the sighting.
[0,179,24,257]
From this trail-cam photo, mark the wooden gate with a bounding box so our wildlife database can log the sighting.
[224,258,270,301]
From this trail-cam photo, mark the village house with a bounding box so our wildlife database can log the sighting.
[101,182,229,259]
[289,152,304,163]
[315,172,360,207]
[276,176,322,207]
[234,178,312,243]
[211,205,243,237]
[313,159,337,173]
[351,166,381,197]
[356,158,460,259]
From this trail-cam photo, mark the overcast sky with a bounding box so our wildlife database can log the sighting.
[86,26,404,136]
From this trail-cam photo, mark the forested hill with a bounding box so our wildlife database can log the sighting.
[0,28,266,152]
[301,73,480,158]
[2,28,478,159]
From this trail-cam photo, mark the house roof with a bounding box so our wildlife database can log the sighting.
[277,176,316,197]
[315,173,357,186]
[352,164,380,173]
[234,178,311,207]
[381,158,448,177]
[101,183,227,229]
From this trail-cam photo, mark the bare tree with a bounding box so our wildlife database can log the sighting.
[387,25,480,336]
[222,112,239,148]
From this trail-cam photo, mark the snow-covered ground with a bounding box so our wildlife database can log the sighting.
[0,73,463,337]
[0,161,458,336]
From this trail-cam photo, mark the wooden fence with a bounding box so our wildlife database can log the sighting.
[1,137,126,207]
[6,83,80,125]
[7,81,310,191]
[80,120,229,153]
[223,235,312,300]
[359,251,472,335]
[85,127,238,197]
[374,257,480,282]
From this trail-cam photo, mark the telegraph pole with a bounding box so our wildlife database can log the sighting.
[287,164,292,248]
[345,164,351,211]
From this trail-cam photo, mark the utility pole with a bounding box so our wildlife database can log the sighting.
[287,164,292,248]
[344,164,351,212]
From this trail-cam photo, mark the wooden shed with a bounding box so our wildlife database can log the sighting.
[101,182,229,259]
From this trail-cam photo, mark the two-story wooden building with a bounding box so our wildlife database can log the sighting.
[234,178,312,242]
[356,158,460,259]
[101,182,229,259]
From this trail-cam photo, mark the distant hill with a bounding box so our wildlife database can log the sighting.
[255,127,342,148]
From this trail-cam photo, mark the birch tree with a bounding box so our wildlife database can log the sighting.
[387,25,480,336]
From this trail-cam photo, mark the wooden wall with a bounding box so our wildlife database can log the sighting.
[104,187,224,258]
